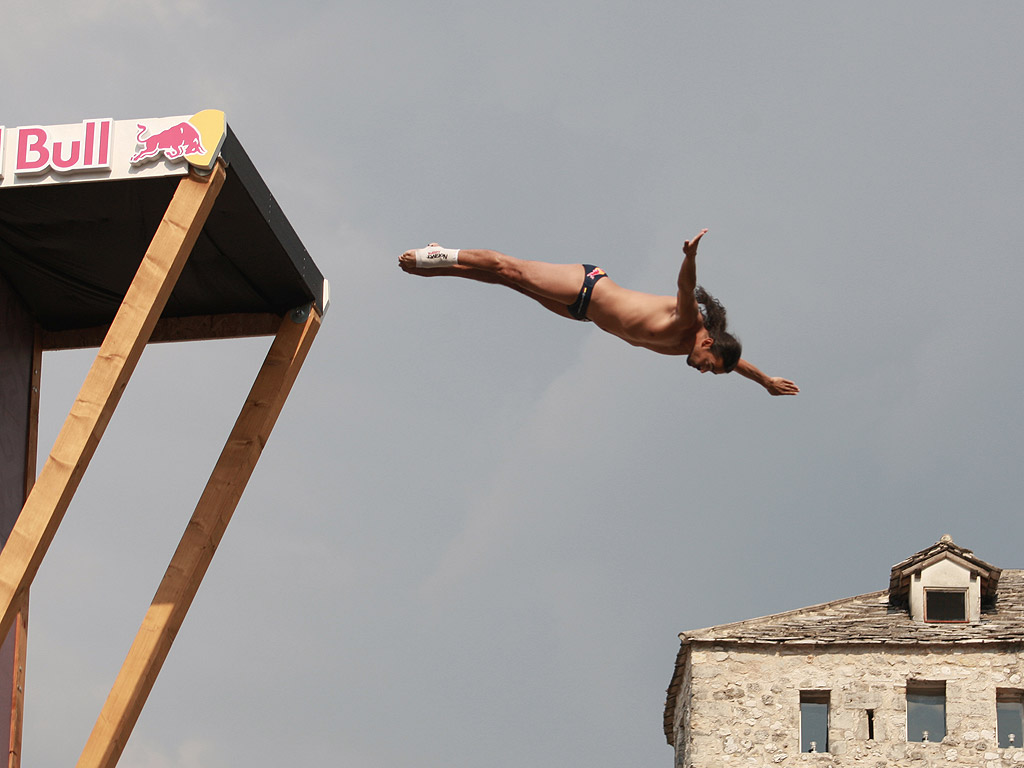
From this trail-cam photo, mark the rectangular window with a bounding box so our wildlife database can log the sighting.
[924,589,967,622]
[801,690,829,753]
[907,680,946,742]
[997,690,1024,749]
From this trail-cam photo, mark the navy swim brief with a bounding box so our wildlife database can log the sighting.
[566,264,607,321]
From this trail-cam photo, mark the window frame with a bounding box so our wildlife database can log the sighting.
[923,588,968,623]
[800,690,830,753]
[997,689,1024,749]
[906,680,946,743]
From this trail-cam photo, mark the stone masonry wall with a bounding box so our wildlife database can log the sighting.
[673,644,1024,768]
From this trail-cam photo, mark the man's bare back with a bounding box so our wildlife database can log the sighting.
[399,230,799,395]
[584,281,698,355]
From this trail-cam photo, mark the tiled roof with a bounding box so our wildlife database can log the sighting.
[663,569,1024,745]
[682,569,1024,645]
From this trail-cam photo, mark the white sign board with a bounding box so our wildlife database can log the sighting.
[0,110,226,188]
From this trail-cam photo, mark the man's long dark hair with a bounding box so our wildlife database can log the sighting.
[695,286,742,372]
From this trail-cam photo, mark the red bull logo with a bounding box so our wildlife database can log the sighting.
[130,121,206,164]
[129,110,225,171]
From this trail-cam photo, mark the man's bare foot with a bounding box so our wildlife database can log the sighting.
[399,243,459,271]
[399,243,438,270]
[398,249,420,272]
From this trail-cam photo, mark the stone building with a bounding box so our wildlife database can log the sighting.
[663,537,1024,767]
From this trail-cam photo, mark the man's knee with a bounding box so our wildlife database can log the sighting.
[489,252,526,282]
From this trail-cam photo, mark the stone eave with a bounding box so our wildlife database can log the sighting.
[680,636,1024,648]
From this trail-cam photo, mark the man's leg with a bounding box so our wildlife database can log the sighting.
[401,247,584,304]
[399,257,577,319]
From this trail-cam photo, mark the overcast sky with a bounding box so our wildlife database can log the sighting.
[4,2,1024,766]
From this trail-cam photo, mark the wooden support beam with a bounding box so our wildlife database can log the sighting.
[0,165,226,647]
[75,307,321,768]
[41,312,285,351]
[24,329,42,499]
[5,595,27,768]
[7,331,40,768]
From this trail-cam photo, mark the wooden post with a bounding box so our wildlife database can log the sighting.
[7,332,40,768]
[5,595,27,768]
[75,307,321,768]
[0,166,226,647]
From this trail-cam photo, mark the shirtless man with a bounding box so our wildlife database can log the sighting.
[399,229,798,396]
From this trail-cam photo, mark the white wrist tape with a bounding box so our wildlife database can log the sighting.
[415,246,459,267]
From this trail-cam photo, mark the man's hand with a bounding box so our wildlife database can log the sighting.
[683,229,708,258]
[764,377,800,396]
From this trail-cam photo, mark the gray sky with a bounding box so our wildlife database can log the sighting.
[5,2,1024,766]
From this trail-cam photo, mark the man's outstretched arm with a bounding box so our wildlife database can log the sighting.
[675,228,708,324]
[733,359,800,396]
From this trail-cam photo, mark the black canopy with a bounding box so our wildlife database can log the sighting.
[0,127,325,336]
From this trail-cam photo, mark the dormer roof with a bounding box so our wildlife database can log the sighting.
[888,534,1001,608]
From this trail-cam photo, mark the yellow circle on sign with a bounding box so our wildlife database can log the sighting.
[186,109,227,170]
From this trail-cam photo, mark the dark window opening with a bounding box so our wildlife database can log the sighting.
[801,690,829,753]
[907,680,946,742]
[925,590,967,622]
[866,709,875,740]
[998,690,1024,749]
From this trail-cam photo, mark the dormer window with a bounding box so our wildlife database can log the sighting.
[889,536,998,624]
[924,589,967,623]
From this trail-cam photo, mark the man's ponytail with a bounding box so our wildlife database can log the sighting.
[694,286,742,372]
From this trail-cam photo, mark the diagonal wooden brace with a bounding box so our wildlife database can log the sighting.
[0,166,226,646]
[75,307,321,768]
